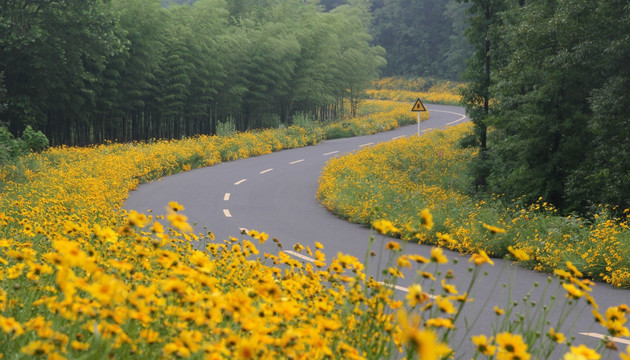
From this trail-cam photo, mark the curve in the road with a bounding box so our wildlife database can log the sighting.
[125,104,630,351]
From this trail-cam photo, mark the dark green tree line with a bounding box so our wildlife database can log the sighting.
[370,0,472,79]
[462,0,630,213]
[0,0,386,146]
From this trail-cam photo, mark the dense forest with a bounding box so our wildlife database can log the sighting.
[0,0,387,145]
[0,0,472,146]
[461,0,630,214]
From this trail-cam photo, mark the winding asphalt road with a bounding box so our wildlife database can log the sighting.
[125,104,630,357]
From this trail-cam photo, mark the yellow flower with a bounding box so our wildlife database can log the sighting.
[21,340,55,356]
[566,261,583,278]
[482,222,506,234]
[86,274,125,306]
[426,317,455,329]
[397,255,411,269]
[168,201,185,212]
[605,320,630,337]
[496,332,530,360]
[71,340,90,351]
[563,283,585,300]
[388,267,404,279]
[620,345,630,360]
[567,344,601,360]
[386,241,401,251]
[409,254,430,264]
[430,247,448,264]
[127,210,149,228]
[554,268,573,281]
[140,329,161,344]
[420,209,434,230]
[441,279,457,294]
[373,219,399,234]
[471,334,496,356]
[166,211,193,233]
[494,306,505,315]
[189,250,214,274]
[419,271,436,280]
[0,316,24,336]
[435,296,456,314]
[548,327,566,343]
[163,341,191,358]
[406,284,428,307]
[507,246,530,261]
[436,232,457,246]
[470,250,494,266]
[396,311,451,360]
[237,336,258,359]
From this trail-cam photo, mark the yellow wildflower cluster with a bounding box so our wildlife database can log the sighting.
[368,77,464,106]
[318,121,630,288]
[323,100,426,139]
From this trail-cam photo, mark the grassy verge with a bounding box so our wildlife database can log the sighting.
[317,123,630,288]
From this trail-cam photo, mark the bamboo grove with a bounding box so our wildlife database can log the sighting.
[0,0,386,146]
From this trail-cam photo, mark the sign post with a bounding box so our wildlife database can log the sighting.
[411,98,427,137]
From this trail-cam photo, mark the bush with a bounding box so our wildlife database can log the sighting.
[216,117,237,137]
[0,125,49,162]
[291,111,315,128]
[21,125,49,153]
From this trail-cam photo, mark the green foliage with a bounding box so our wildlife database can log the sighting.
[291,112,315,128]
[0,0,385,146]
[216,117,237,137]
[371,0,472,80]
[479,0,630,214]
[0,125,49,164]
[21,125,49,153]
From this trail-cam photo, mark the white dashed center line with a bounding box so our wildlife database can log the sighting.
[223,193,230,201]
[289,159,305,165]
[580,332,630,345]
[284,250,315,262]
[234,179,247,185]
[392,135,406,140]
[223,209,232,218]
[359,142,374,148]
[259,168,273,174]
[323,151,339,156]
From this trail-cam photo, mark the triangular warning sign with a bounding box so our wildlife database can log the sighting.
[411,98,427,112]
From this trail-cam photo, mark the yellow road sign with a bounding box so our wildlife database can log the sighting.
[411,98,427,112]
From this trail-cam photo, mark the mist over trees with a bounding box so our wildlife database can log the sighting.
[370,0,472,79]
[0,0,385,146]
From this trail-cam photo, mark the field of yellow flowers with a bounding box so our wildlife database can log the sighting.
[0,80,628,359]
[318,122,630,288]
[0,98,430,359]
[367,77,464,106]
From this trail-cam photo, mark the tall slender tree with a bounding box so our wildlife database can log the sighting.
[457,0,509,191]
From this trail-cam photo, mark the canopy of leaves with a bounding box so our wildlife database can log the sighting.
[0,0,385,146]
[461,0,630,214]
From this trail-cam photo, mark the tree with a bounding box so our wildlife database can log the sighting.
[0,0,124,145]
[371,0,471,79]
[330,3,386,117]
[563,0,630,212]
[458,0,509,191]
[487,0,614,211]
